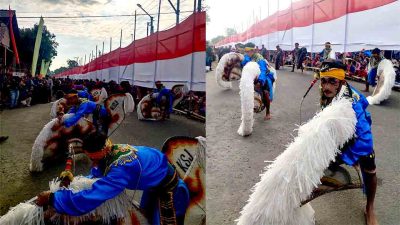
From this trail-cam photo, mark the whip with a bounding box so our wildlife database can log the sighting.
[299,78,318,125]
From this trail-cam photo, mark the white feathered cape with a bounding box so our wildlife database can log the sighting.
[236,91,357,225]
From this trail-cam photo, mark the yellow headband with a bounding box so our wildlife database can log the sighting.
[320,68,345,80]
[244,47,255,51]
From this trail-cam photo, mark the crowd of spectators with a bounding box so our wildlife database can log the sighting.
[212,44,400,80]
[0,70,206,117]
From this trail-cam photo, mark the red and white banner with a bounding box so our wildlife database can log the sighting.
[54,12,206,91]
[216,0,400,52]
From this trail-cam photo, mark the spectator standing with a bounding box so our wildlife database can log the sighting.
[275,45,283,70]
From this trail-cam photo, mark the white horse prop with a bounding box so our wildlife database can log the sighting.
[367,59,396,105]
[30,93,135,172]
[137,85,188,121]
[216,52,277,136]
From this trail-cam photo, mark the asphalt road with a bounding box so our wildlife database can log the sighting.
[0,103,205,216]
[206,64,400,225]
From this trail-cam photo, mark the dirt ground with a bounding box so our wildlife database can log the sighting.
[0,102,205,219]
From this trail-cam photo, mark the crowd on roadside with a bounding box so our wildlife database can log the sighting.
[212,43,400,78]
[0,70,206,117]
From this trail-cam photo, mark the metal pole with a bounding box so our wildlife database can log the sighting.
[150,17,154,34]
[291,0,293,50]
[134,10,137,41]
[91,50,93,60]
[84,54,86,64]
[197,0,201,12]
[110,37,112,52]
[120,29,122,48]
[311,0,315,58]
[343,0,349,57]
[193,0,196,13]
[89,53,91,62]
[157,0,161,32]
[177,0,180,24]
[102,41,104,56]
[267,0,270,51]
[147,22,149,36]
[96,45,98,58]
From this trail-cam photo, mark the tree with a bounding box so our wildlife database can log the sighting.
[67,59,79,68]
[225,28,237,36]
[210,35,225,45]
[18,24,58,75]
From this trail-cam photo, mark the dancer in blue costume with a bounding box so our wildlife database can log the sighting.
[241,44,275,120]
[78,88,94,101]
[363,48,383,92]
[152,81,173,119]
[36,132,190,225]
[61,90,109,135]
[319,60,378,225]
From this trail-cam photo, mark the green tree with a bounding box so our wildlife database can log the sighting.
[225,28,237,36]
[210,35,225,45]
[18,24,58,75]
[67,59,79,68]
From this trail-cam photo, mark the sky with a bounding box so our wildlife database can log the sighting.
[206,0,296,41]
[3,0,196,71]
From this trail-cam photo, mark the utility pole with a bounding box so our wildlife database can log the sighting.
[167,0,180,25]
[120,29,122,48]
[134,10,137,41]
[137,4,154,34]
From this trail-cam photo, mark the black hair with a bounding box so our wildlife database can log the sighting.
[320,60,347,72]
[82,132,107,153]
[372,48,381,55]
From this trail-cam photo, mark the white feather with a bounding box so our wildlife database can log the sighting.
[236,96,357,225]
[0,176,143,225]
[367,59,396,105]
[237,62,260,136]
[29,113,74,172]
[215,53,241,89]
[0,202,44,225]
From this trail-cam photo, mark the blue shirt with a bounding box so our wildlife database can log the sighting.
[64,101,107,128]
[53,146,189,218]
[241,54,274,86]
[340,86,374,165]
[78,89,94,101]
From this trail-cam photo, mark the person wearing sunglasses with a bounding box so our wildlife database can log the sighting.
[319,60,378,225]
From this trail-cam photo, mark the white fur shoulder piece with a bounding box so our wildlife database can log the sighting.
[0,176,137,225]
[237,62,260,136]
[367,59,396,105]
[236,96,357,225]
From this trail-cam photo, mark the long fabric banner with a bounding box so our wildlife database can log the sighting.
[31,17,44,76]
[54,12,206,91]
[215,0,400,52]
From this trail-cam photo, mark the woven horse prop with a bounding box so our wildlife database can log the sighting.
[215,52,277,136]
[2,136,206,225]
[50,88,108,119]
[366,59,396,105]
[137,85,188,121]
[30,93,135,172]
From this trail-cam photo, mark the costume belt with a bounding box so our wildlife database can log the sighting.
[157,163,180,225]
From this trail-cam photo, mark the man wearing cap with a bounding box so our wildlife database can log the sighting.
[319,60,378,225]
[35,132,190,225]
[241,44,275,120]
[363,48,383,92]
